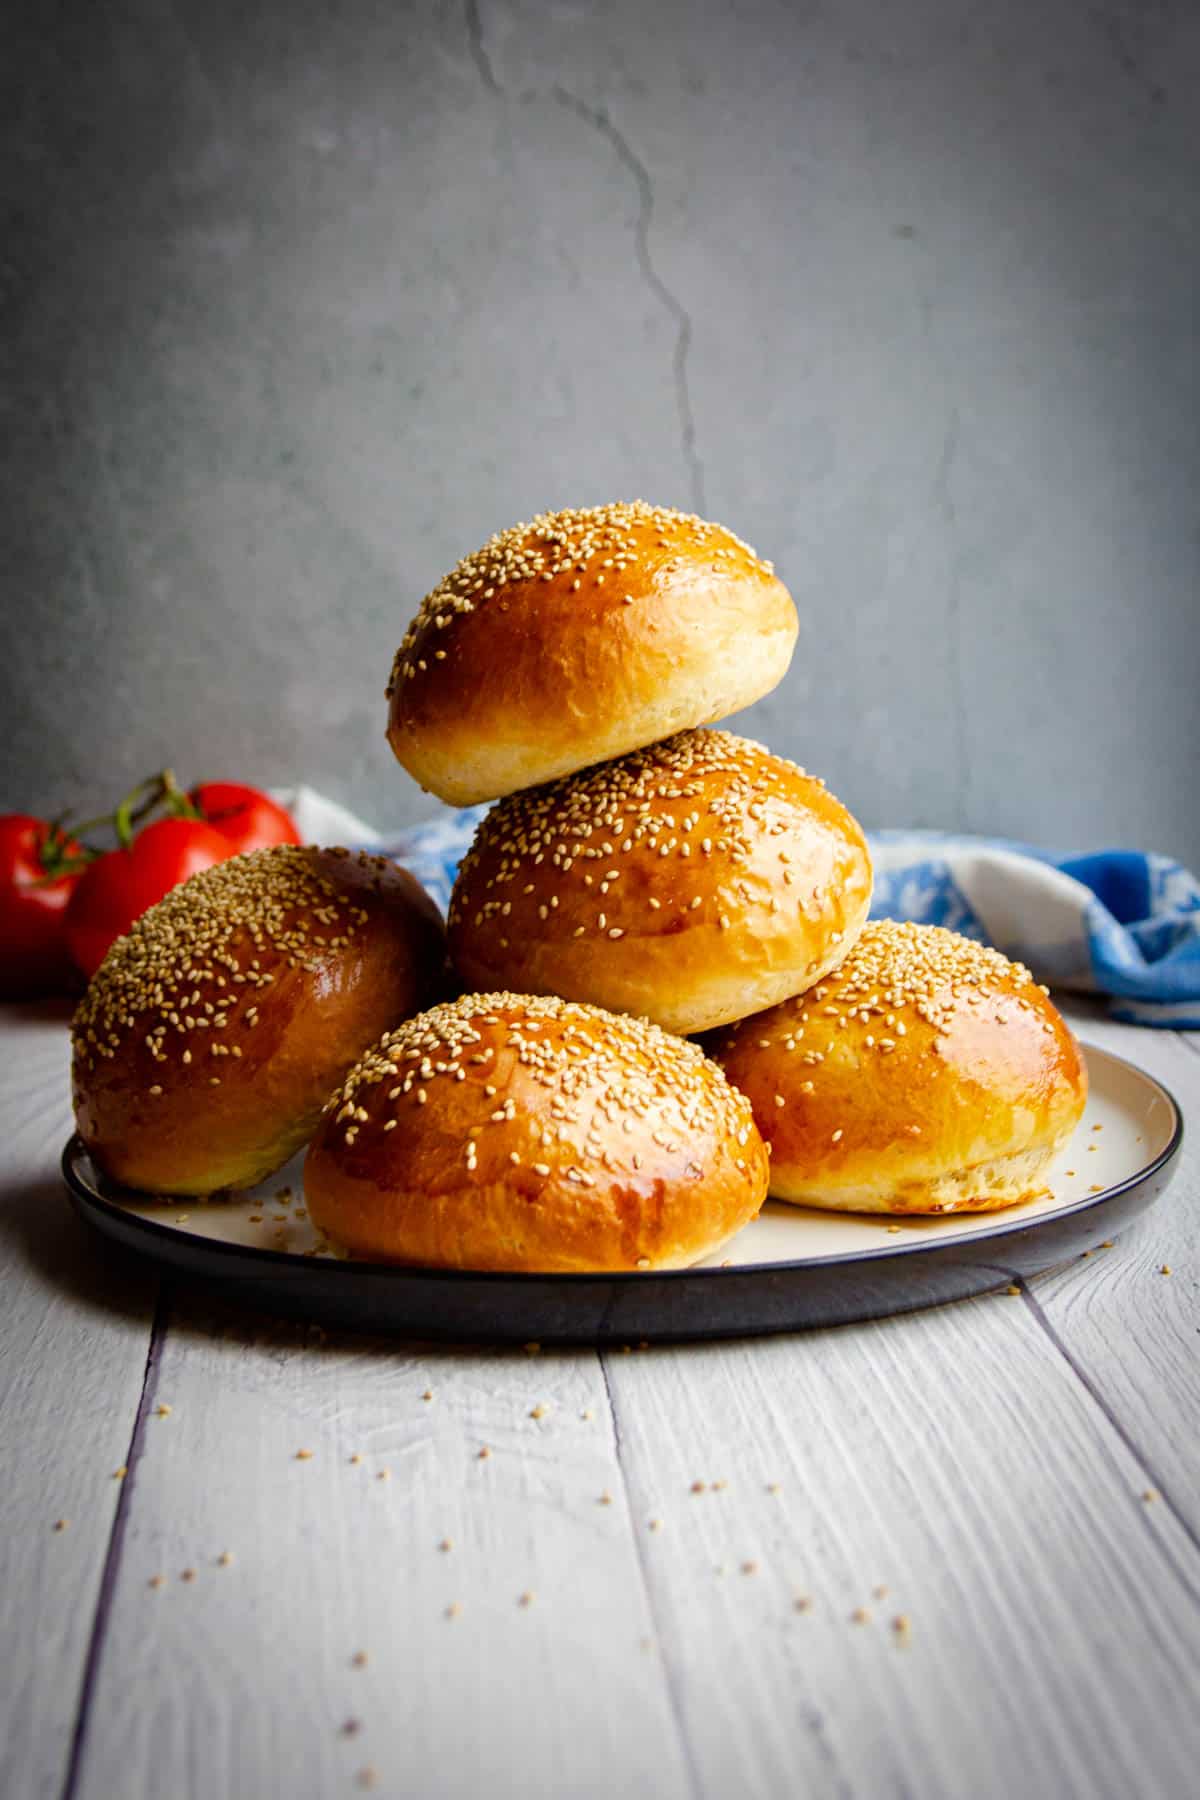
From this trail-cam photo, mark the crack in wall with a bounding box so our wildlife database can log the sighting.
[464,0,501,94]
[552,87,707,517]
[462,3,706,514]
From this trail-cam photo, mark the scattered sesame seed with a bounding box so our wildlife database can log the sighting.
[892,1614,912,1645]
[181,1569,195,1583]
[154,1404,172,1418]
[529,1404,548,1420]
[112,1465,128,1480]
[1006,1284,1021,1296]
[1161,1265,1172,1277]
[598,1491,613,1506]
[518,1591,535,1608]
[148,1575,165,1590]
[52,1518,68,1533]
[439,1538,453,1553]
[445,1602,461,1620]
[351,1651,369,1668]
[478,1447,491,1460]
[741,1561,758,1576]
[217,1552,233,1567]
[794,1594,812,1613]
[1143,1489,1158,1504]
[851,1607,871,1624]
[295,1449,313,1461]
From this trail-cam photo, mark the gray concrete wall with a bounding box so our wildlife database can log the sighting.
[3,0,1198,861]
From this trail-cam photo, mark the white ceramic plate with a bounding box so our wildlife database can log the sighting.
[62,1044,1183,1341]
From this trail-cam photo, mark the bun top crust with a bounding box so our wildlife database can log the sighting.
[72,846,438,1076]
[304,991,769,1272]
[447,730,872,1034]
[710,920,1088,1206]
[386,501,798,805]
[71,846,447,1195]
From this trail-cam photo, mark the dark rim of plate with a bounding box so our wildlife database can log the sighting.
[61,1043,1183,1285]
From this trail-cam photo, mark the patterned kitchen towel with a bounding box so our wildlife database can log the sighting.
[276,788,1200,1028]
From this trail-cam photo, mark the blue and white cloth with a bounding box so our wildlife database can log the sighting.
[279,789,1200,1029]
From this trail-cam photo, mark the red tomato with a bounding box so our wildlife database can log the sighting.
[0,816,88,999]
[190,782,300,856]
[65,817,234,979]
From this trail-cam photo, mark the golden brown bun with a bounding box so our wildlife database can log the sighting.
[708,920,1088,1214]
[448,730,872,1035]
[304,992,768,1272]
[72,847,446,1196]
[386,502,798,805]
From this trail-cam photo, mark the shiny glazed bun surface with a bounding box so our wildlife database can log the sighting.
[448,730,872,1035]
[72,847,446,1196]
[710,920,1087,1215]
[386,501,798,805]
[304,991,769,1272]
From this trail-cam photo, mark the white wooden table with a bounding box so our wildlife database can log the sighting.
[3,999,1198,1800]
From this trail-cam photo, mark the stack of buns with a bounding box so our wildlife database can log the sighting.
[73,500,1087,1272]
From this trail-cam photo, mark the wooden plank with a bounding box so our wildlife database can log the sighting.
[604,1282,1200,1798]
[71,1298,693,1800]
[0,1010,157,1800]
[1032,1011,1200,1543]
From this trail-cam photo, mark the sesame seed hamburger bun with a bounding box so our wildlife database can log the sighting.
[386,501,798,805]
[447,730,872,1036]
[304,992,768,1271]
[709,920,1088,1215]
[72,847,446,1196]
